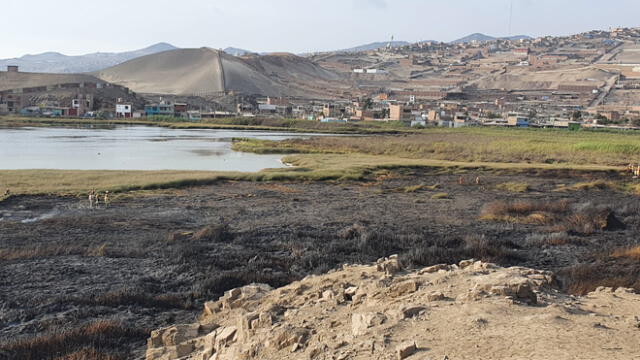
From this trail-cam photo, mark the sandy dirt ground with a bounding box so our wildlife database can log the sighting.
[146,259,640,360]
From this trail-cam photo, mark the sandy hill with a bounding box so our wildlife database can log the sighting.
[94,48,340,97]
[470,66,613,90]
[146,257,640,360]
[0,70,103,92]
[241,53,342,82]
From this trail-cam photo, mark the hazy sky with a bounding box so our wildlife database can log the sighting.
[2,0,638,58]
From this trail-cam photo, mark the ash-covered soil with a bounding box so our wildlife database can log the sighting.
[0,168,638,359]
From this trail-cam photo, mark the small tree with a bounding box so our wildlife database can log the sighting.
[571,110,582,121]
[363,98,374,110]
[595,114,610,125]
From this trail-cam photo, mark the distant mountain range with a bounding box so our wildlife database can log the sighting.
[450,33,532,44]
[223,47,256,56]
[0,43,178,73]
[335,41,411,53]
[326,34,531,54]
[2,33,536,74]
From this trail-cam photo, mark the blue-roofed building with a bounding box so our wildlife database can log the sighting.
[145,102,174,116]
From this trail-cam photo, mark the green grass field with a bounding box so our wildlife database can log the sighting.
[0,153,623,197]
[1,119,638,196]
[232,127,640,166]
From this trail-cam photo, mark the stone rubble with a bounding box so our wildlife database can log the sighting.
[146,257,640,360]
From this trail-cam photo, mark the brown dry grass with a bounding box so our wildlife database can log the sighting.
[526,232,585,247]
[480,200,570,224]
[560,263,640,295]
[257,183,302,194]
[551,207,624,235]
[53,348,122,360]
[74,289,193,310]
[482,200,624,235]
[555,180,619,192]
[0,244,111,261]
[0,320,147,360]
[629,183,640,195]
[431,192,450,199]
[495,182,531,193]
[397,184,440,193]
[192,224,232,242]
[612,246,640,260]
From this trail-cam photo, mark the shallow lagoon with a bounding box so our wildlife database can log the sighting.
[0,126,324,171]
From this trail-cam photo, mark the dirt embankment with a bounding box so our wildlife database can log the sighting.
[147,258,640,360]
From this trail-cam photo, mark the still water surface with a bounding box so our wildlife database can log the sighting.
[0,126,326,171]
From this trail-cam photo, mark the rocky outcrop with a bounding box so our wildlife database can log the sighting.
[146,257,640,359]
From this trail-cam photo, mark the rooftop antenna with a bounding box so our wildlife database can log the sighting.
[387,35,394,51]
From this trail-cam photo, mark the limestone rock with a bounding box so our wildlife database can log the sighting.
[220,283,273,310]
[389,306,427,320]
[489,282,537,305]
[427,291,446,302]
[458,259,476,269]
[145,260,640,360]
[268,326,309,351]
[419,264,451,274]
[396,341,417,359]
[352,312,387,336]
[376,255,403,275]
[204,300,222,316]
[215,326,237,349]
[389,280,419,298]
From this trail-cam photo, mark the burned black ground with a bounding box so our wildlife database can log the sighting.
[0,167,638,359]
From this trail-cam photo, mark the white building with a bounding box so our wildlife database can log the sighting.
[365,69,388,74]
[115,103,133,118]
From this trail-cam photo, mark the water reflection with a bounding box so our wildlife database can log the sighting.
[0,126,327,171]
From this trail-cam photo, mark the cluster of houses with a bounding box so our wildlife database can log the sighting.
[4,94,95,118]
[0,95,206,121]
[246,93,640,130]
[4,88,639,130]
[245,93,548,128]
[312,98,537,128]
[116,100,202,121]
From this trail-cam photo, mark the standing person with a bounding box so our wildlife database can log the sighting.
[103,191,110,207]
[88,190,95,209]
[95,191,100,208]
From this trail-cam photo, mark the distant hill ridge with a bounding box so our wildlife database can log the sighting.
[336,41,411,53]
[451,33,532,44]
[223,47,257,56]
[0,43,178,73]
[1,34,535,73]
